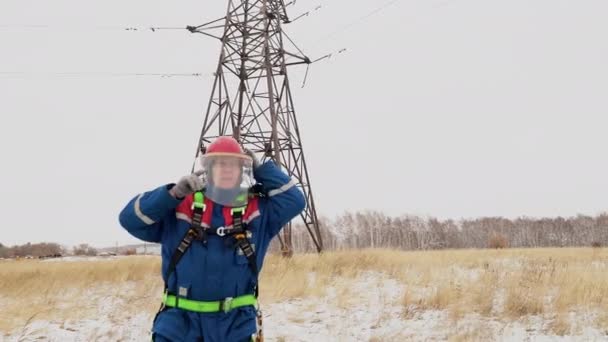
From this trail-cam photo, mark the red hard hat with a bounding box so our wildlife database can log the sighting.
[205,136,245,158]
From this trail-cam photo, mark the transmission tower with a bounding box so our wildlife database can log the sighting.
[188,0,323,254]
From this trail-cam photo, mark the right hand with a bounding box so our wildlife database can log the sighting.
[243,148,261,170]
[170,170,206,199]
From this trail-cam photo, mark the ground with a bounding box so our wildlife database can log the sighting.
[1,248,607,341]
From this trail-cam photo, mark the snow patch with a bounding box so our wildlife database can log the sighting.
[2,271,607,341]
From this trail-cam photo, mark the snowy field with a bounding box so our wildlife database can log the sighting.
[1,249,607,341]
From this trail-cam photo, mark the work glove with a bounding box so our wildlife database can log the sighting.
[244,148,261,170]
[170,170,206,199]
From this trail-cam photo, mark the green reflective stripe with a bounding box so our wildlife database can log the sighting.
[193,192,205,208]
[163,293,257,313]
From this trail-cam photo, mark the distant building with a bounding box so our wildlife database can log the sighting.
[136,244,161,255]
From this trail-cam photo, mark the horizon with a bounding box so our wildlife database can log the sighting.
[3,209,607,249]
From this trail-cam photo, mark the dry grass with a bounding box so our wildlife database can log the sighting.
[549,312,571,336]
[503,263,547,318]
[0,256,162,332]
[1,248,607,335]
[394,248,608,325]
[596,311,608,335]
[448,323,492,342]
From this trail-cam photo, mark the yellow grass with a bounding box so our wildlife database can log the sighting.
[447,323,493,342]
[0,256,162,333]
[1,248,607,335]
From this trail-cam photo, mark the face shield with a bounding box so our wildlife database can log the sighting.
[199,154,254,207]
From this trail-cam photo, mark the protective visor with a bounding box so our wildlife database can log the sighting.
[199,154,254,207]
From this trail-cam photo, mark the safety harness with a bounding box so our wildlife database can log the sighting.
[165,191,260,291]
[159,190,261,310]
[153,190,265,342]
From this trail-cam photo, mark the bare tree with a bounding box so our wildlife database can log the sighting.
[73,244,98,256]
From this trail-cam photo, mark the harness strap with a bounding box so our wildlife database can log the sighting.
[207,226,250,237]
[231,206,259,276]
[162,193,212,292]
[164,228,197,289]
[163,293,257,313]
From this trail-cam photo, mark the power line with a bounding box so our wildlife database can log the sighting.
[306,0,404,49]
[287,0,405,74]
[1,0,410,83]
[0,24,189,32]
[0,71,211,79]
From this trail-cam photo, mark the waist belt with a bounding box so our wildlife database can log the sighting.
[162,293,257,313]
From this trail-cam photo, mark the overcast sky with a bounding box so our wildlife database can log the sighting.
[1,0,607,247]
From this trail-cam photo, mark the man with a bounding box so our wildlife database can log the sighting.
[119,136,306,341]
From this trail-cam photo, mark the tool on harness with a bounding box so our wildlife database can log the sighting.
[255,309,265,342]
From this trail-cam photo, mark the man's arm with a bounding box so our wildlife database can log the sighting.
[254,160,307,237]
[118,171,206,242]
[118,184,182,243]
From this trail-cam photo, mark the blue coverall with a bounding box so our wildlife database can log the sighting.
[119,161,306,341]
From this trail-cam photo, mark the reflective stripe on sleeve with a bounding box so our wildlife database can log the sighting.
[268,179,297,197]
[134,194,155,225]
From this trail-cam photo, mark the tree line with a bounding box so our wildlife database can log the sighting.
[3,212,606,257]
[0,242,100,258]
[285,211,608,253]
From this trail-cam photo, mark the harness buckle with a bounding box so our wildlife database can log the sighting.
[191,203,206,211]
[231,207,246,216]
[216,227,227,237]
[220,297,233,313]
[159,289,169,311]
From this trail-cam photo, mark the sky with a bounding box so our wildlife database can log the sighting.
[0,0,607,247]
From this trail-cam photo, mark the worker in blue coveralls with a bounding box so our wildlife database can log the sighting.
[119,136,306,341]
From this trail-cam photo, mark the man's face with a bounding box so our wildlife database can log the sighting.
[211,157,241,189]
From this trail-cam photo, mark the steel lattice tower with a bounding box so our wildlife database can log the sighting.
[188,0,323,254]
